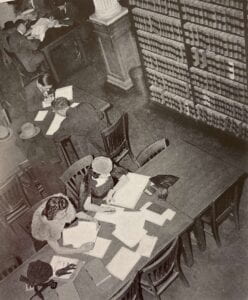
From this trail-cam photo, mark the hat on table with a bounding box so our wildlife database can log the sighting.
[19,122,41,139]
[0,125,12,141]
[92,156,113,175]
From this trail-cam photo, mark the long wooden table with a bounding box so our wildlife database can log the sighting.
[0,140,245,299]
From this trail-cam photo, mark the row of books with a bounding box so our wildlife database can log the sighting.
[130,0,180,18]
[133,8,183,42]
[181,0,244,35]
[191,67,247,102]
[191,47,247,84]
[146,68,191,98]
[142,49,190,83]
[137,30,187,63]
[184,22,246,61]
[194,86,247,122]
[203,0,243,10]
[196,104,248,139]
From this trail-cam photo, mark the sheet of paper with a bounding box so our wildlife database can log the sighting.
[34,110,48,121]
[106,247,141,281]
[46,113,65,135]
[137,234,158,257]
[113,226,147,248]
[50,255,79,279]
[141,202,176,226]
[70,102,80,108]
[85,237,111,259]
[112,173,150,209]
[55,85,73,101]
[94,205,125,224]
[63,221,98,248]
[57,282,81,300]
[42,101,51,108]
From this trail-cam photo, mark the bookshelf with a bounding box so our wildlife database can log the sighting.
[129,0,248,140]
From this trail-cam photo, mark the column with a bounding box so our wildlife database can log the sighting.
[90,1,141,90]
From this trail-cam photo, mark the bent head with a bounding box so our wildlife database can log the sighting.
[37,73,55,94]
[43,194,69,220]
[51,97,70,116]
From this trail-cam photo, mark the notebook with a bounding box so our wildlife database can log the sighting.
[147,203,167,215]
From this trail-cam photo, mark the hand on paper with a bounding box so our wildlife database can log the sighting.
[55,263,77,277]
[81,242,95,252]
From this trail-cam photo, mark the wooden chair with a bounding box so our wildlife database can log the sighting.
[0,175,31,227]
[19,160,48,199]
[136,138,170,167]
[140,238,189,300]
[101,113,138,168]
[56,135,79,167]
[201,176,245,247]
[110,273,143,300]
[0,256,22,281]
[60,155,93,207]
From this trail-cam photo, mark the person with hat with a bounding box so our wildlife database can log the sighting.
[31,193,97,254]
[78,156,129,212]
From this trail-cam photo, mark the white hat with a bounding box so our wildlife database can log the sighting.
[92,156,113,175]
[0,126,11,141]
[19,122,41,139]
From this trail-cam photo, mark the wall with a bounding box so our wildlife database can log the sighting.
[0,3,16,28]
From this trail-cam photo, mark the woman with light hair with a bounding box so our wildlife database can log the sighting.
[31,193,97,254]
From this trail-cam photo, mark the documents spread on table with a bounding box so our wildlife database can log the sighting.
[57,282,81,300]
[46,113,66,135]
[141,202,176,226]
[34,110,48,121]
[112,173,150,209]
[86,237,111,259]
[63,221,98,248]
[50,255,79,279]
[137,234,158,257]
[85,259,111,287]
[55,85,73,101]
[106,247,141,281]
[94,205,125,224]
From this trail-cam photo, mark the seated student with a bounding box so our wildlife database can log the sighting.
[31,193,98,254]
[8,19,45,73]
[23,73,55,112]
[52,97,107,158]
[78,156,129,212]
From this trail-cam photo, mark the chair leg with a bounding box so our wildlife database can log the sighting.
[211,221,221,247]
[180,232,194,267]
[232,206,240,230]
[193,218,206,251]
[178,270,190,287]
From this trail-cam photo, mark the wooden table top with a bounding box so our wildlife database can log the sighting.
[0,140,244,299]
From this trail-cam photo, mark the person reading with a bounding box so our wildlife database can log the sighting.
[31,193,98,254]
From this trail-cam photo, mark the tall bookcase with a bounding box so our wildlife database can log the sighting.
[129,0,248,141]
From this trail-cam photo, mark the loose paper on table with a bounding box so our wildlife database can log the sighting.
[34,110,48,121]
[137,234,158,257]
[46,113,65,135]
[111,173,150,209]
[85,237,111,259]
[106,247,141,281]
[94,205,124,224]
[50,255,79,279]
[63,221,98,248]
[55,85,73,101]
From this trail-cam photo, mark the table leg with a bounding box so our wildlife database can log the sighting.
[181,231,194,267]
[193,217,206,252]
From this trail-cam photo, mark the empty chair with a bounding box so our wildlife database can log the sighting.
[101,113,138,168]
[0,175,31,227]
[55,135,79,167]
[60,155,93,207]
[140,238,189,300]
[110,273,142,300]
[201,176,245,247]
[0,256,22,281]
[136,138,170,167]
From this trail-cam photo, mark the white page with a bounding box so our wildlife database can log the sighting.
[50,255,79,279]
[34,110,48,121]
[63,221,98,248]
[112,173,150,209]
[94,205,124,224]
[46,113,66,135]
[113,226,147,248]
[137,234,158,257]
[55,85,73,100]
[42,101,51,108]
[141,202,176,226]
[85,237,111,259]
[106,247,141,281]
[70,102,80,108]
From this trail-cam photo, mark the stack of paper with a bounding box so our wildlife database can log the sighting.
[141,202,176,226]
[50,255,79,279]
[86,237,111,259]
[63,221,98,248]
[112,173,150,209]
[55,85,73,101]
[106,247,141,281]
